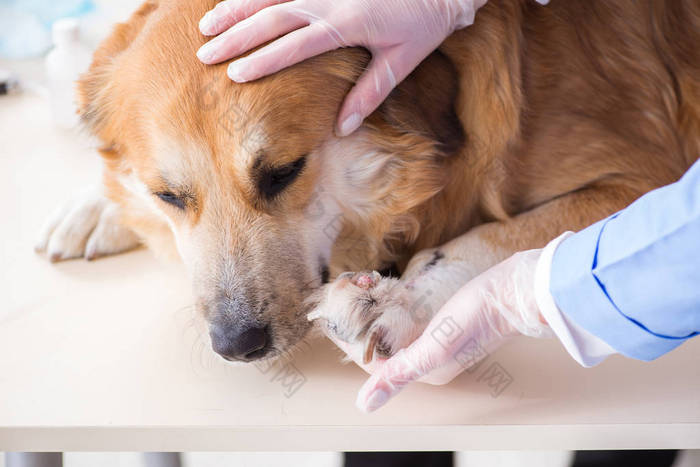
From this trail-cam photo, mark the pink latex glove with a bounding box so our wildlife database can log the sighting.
[354,250,553,412]
[196,0,488,137]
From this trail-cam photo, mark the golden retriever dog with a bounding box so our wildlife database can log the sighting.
[36,0,700,365]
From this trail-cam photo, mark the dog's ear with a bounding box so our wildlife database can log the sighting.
[337,51,465,264]
[373,51,466,156]
[78,1,159,131]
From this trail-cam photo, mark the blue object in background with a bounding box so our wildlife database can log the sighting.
[0,0,95,59]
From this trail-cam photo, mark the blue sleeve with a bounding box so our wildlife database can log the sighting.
[549,159,700,361]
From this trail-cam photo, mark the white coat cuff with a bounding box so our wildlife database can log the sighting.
[534,232,617,367]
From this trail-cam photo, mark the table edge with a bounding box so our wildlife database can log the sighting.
[1,424,698,451]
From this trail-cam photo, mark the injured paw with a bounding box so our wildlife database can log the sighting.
[307,271,428,365]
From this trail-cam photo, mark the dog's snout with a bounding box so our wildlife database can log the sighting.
[210,322,271,362]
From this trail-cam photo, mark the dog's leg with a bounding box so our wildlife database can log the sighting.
[35,185,140,262]
[310,184,641,363]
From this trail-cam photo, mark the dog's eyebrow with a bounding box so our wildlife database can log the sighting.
[155,173,194,198]
[154,173,175,192]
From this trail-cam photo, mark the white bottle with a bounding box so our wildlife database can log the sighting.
[45,18,93,129]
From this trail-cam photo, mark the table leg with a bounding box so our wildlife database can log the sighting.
[5,453,63,467]
[142,452,182,467]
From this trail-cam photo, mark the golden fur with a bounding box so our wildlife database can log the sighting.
[74,0,700,358]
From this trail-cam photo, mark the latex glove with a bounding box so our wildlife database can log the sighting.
[354,249,553,412]
[196,0,488,137]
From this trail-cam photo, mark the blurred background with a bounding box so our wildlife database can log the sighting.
[0,0,142,58]
[0,0,143,128]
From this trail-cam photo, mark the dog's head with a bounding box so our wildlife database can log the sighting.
[79,0,464,362]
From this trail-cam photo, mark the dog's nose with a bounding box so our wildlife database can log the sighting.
[210,322,271,362]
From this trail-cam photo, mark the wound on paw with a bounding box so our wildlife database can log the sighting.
[351,271,381,290]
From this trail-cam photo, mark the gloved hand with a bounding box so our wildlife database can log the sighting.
[354,249,553,412]
[196,0,488,136]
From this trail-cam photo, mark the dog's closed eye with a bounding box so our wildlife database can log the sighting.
[258,156,306,199]
[155,191,186,210]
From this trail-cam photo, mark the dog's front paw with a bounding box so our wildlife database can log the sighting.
[35,186,140,262]
[308,271,429,364]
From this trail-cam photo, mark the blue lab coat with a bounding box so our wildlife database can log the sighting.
[550,159,700,360]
